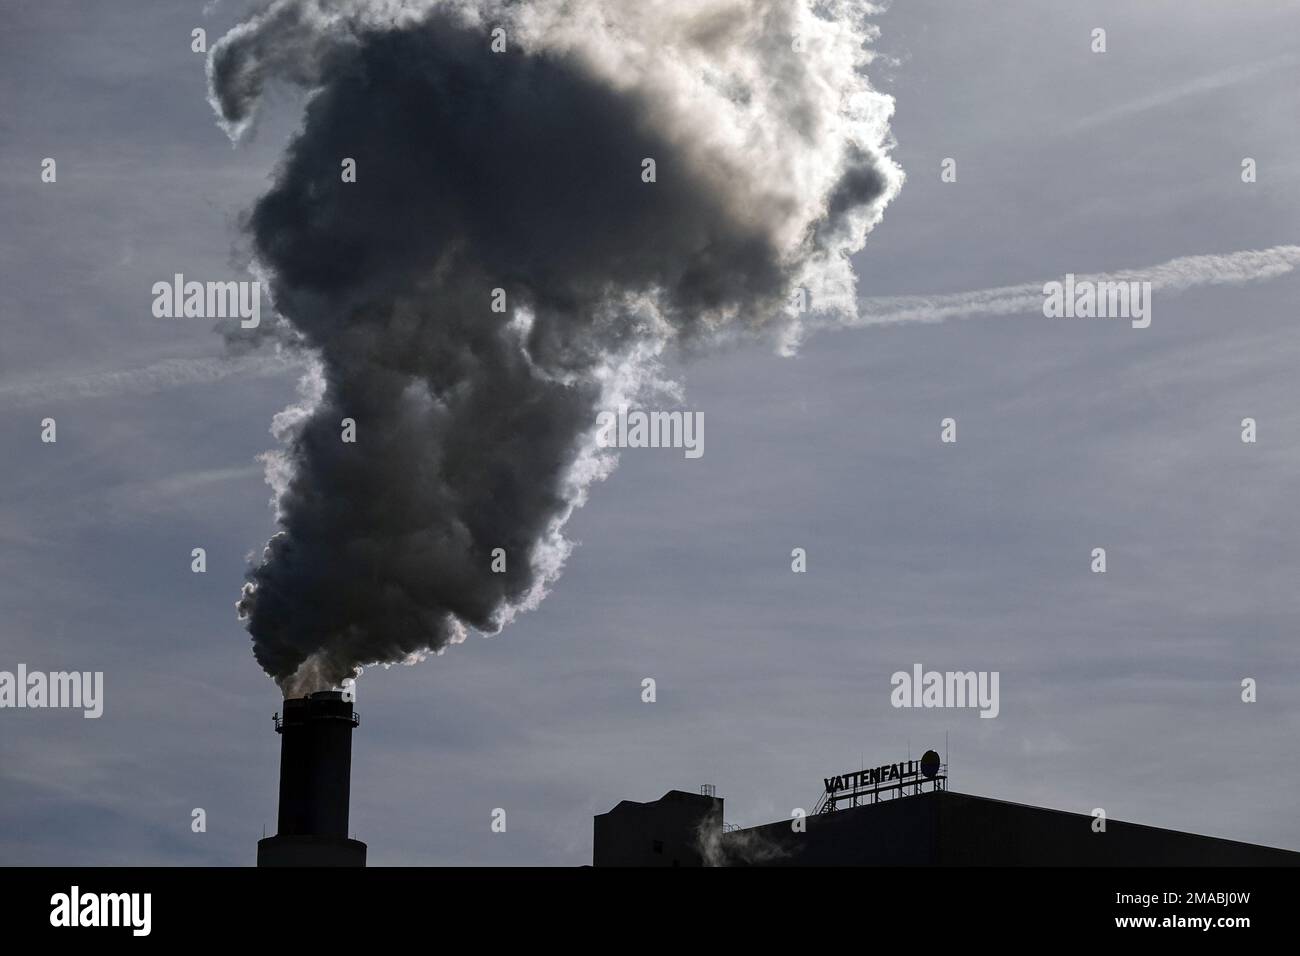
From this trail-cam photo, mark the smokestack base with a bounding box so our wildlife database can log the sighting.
[257,835,367,868]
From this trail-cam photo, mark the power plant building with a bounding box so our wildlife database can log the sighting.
[594,755,1299,866]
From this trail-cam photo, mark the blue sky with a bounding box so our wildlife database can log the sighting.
[1,0,1298,864]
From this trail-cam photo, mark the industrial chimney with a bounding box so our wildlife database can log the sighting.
[256,690,367,867]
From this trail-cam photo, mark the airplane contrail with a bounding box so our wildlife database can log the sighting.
[845,245,1300,328]
[3,246,1296,410]
[0,353,303,409]
[1069,53,1299,134]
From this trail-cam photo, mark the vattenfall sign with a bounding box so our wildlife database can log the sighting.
[824,750,940,793]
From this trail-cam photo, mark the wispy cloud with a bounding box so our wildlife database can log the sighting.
[844,245,1300,327]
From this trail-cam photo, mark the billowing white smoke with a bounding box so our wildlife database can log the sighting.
[208,0,902,696]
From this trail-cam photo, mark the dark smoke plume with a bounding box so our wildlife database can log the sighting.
[209,0,901,696]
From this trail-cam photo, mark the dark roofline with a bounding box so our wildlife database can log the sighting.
[729,788,1297,856]
[940,790,1298,854]
[596,789,718,818]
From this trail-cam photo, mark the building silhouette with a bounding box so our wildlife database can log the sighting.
[594,787,1300,866]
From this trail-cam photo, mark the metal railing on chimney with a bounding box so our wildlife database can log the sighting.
[272,711,360,732]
